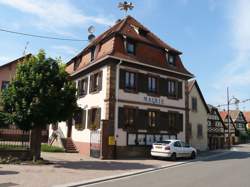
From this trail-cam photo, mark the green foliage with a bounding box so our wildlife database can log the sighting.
[41,144,64,152]
[0,49,77,130]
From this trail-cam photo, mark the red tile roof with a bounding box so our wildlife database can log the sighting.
[243,112,250,122]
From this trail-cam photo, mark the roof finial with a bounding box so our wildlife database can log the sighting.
[118,1,134,17]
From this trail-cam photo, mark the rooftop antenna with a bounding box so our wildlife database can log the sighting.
[118,1,134,17]
[23,41,29,55]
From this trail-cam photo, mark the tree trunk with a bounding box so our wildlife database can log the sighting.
[30,125,42,162]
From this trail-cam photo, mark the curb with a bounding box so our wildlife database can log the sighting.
[53,150,232,187]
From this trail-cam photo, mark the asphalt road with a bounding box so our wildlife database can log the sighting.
[83,144,250,187]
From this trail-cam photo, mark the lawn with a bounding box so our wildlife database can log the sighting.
[41,144,65,152]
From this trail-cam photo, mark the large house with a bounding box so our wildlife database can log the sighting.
[207,105,226,150]
[219,111,236,145]
[187,80,209,151]
[51,15,193,159]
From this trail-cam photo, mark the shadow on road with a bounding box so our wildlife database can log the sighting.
[53,160,155,170]
[201,151,250,162]
[0,170,19,175]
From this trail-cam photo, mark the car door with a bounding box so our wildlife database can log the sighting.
[180,141,191,157]
[173,141,183,157]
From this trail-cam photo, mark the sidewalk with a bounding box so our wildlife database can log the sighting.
[0,149,229,187]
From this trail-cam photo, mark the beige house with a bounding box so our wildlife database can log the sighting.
[188,80,209,151]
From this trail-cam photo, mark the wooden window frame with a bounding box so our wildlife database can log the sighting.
[77,77,88,97]
[191,97,198,112]
[148,75,159,95]
[126,40,136,55]
[167,79,178,98]
[124,71,137,92]
[124,106,137,128]
[148,110,158,128]
[197,124,203,138]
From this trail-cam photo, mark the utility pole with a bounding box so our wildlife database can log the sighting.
[227,87,231,149]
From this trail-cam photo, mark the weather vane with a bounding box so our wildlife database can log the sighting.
[118,1,134,16]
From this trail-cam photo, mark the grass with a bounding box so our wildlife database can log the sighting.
[0,144,29,150]
[41,144,65,153]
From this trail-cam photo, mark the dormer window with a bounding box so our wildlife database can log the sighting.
[90,47,95,62]
[166,53,176,66]
[74,58,81,71]
[126,40,135,54]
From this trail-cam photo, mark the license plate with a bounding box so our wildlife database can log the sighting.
[155,146,162,149]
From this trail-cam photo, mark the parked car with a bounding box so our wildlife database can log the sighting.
[151,139,197,160]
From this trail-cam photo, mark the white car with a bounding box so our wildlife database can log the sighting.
[151,139,197,160]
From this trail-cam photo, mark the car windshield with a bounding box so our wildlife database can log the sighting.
[156,141,171,144]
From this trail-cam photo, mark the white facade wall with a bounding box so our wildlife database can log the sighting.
[53,65,109,144]
[189,85,208,151]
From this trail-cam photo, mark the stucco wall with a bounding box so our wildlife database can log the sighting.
[189,85,208,151]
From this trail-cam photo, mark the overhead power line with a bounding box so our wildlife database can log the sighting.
[0,28,88,42]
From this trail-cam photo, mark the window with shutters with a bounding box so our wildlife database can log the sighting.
[148,110,157,128]
[197,124,203,138]
[74,109,86,130]
[90,47,95,62]
[125,71,136,91]
[192,97,198,112]
[77,77,88,97]
[74,58,81,71]
[90,71,102,93]
[148,76,158,94]
[88,108,101,129]
[124,108,136,127]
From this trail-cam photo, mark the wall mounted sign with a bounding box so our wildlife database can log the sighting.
[143,96,164,105]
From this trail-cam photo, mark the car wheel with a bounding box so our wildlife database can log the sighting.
[191,151,196,159]
[171,153,177,161]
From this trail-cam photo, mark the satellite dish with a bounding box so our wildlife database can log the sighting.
[88,34,95,42]
[88,26,95,34]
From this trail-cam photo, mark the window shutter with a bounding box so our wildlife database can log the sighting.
[159,78,167,96]
[119,69,126,89]
[155,111,161,130]
[89,75,94,92]
[166,79,170,97]
[84,77,88,95]
[77,80,81,97]
[82,110,86,129]
[178,81,183,99]
[98,71,102,91]
[118,107,124,128]
[160,112,167,131]
[177,113,183,132]
[138,73,147,93]
[95,108,101,129]
[137,109,147,130]
[87,109,92,129]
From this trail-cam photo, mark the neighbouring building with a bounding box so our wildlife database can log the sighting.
[219,111,236,145]
[50,15,193,159]
[243,112,250,130]
[187,80,209,151]
[207,105,226,150]
[0,54,48,144]
[229,110,248,143]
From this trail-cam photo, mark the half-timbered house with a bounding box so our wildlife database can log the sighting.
[219,111,236,145]
[207,105,226,150]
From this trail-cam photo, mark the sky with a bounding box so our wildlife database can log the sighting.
[0,0,249,110]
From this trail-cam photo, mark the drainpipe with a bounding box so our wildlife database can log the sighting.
[114,60,123,158]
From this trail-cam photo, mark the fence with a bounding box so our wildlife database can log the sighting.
[0,124,49,150]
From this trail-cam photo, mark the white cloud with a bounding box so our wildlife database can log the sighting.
[210,0,250,108]
[0,0,115,34]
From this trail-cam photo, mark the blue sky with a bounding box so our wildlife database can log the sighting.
[0,0,249,110]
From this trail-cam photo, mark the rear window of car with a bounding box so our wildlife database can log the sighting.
[156,141,171,144]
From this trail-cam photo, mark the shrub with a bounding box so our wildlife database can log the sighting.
[41,144,64,152]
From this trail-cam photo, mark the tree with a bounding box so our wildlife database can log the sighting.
[0,50,77,161]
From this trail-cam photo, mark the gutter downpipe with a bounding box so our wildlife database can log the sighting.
[114,60,123,159]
